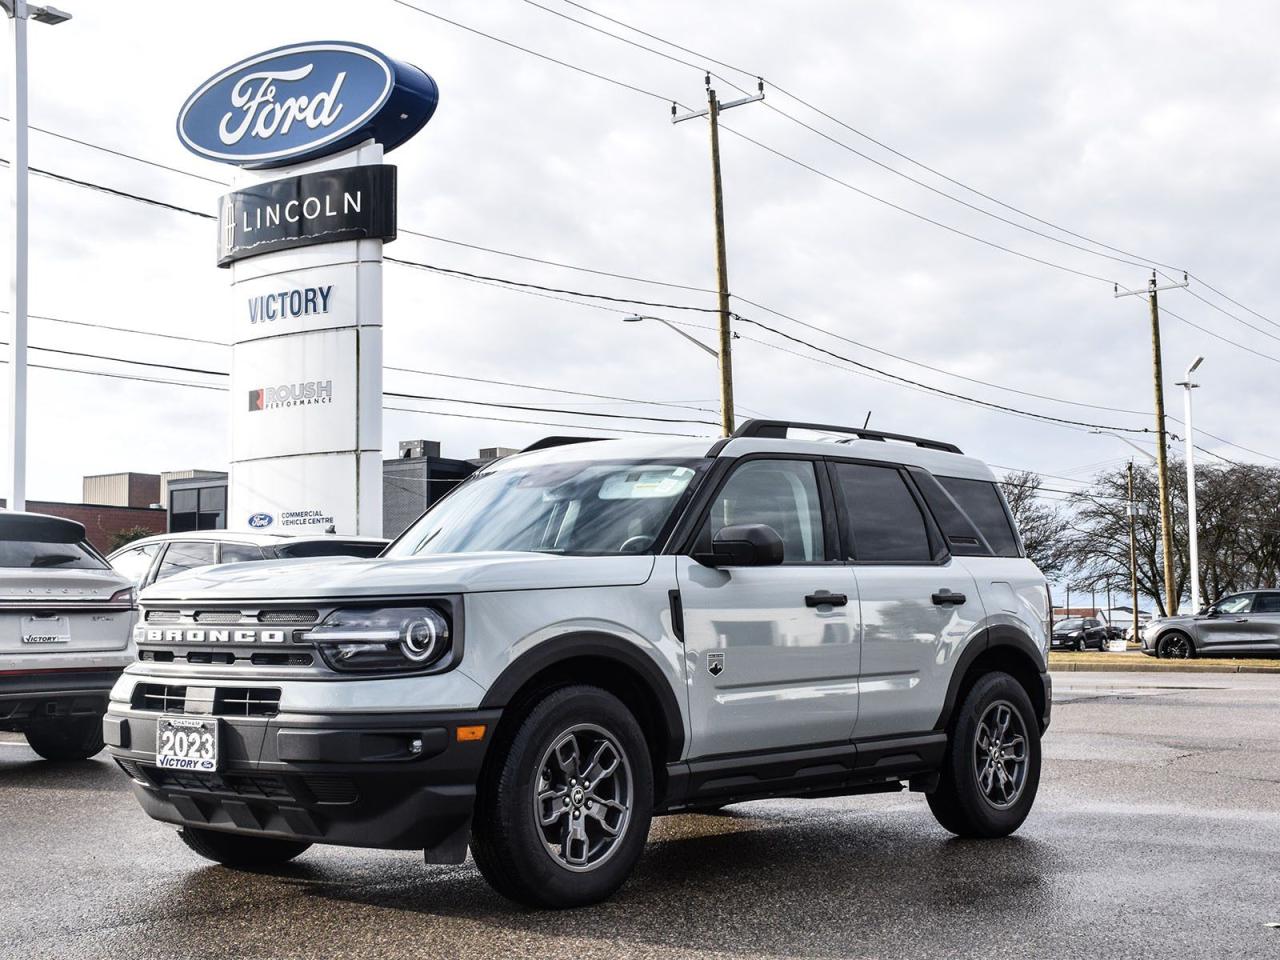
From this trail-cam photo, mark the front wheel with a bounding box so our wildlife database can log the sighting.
[1158,632,1195,659]
[178,826,311,868]
[24,715,105,761]
[470,685,653,908]
[927,671,1041,838]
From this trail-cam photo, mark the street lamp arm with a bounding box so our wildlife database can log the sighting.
[1089,429,1158,464]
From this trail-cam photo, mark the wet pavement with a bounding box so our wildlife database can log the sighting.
[3,671,1278,959]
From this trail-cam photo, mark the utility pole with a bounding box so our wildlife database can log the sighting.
[1,1,71,512]
[674,76,763,437]
[1115,270,1188,614]
[1127,460,1139,646]
[1177,356,1204,613]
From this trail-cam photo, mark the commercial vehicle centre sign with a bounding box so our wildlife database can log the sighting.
[177,41,439,536]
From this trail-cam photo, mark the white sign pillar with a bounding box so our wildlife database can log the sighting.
[226,141,384,536]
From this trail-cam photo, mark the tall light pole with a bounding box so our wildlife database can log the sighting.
[1176,355,1204,613]
[1,1,71,512]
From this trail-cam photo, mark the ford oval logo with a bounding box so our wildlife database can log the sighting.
[177,41,439,168]
[247,513,274,529]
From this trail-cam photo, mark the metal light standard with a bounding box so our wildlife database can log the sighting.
[1176,356,1205,614]
[1,1,71,512]
[622,314,718,358]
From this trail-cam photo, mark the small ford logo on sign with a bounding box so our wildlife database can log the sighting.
[248,513,274,529]
[177,41,439,168]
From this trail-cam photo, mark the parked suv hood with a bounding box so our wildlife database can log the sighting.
[139,551,658,602]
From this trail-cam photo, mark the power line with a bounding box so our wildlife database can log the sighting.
[387,0,683,107]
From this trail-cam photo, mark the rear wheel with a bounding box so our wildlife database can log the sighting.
[23,716,104,761]
[470,685,653,908]
[927,671,1041,838]
[1158,632,1195,659]
[178,826,311,868]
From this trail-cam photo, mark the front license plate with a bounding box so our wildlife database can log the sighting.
[21,615,69,644]
[155,716,219,772]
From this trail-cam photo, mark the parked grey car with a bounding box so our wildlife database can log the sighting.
[1141,590,1280,658]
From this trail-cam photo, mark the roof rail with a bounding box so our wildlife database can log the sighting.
[730,419,963,454]
[521,436,607,454]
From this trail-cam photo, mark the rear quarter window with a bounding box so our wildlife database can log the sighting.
[937,476,1022,558]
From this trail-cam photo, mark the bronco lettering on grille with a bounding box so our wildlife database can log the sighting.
[142,628,286,644]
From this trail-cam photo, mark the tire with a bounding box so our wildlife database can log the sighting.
[1158,631,1195,660]
[23,716,105,761]
[1075,637,1087,652]
[470,685,654,909]
[927,671,1041,839]
[178,826,311,868]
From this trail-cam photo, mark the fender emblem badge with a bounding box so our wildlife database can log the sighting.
[707,652,725,677]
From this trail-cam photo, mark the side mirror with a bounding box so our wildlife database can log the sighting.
[1203,608,1216,618]
[698,523,785,567]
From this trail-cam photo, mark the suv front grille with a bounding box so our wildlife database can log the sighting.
[259,609,318,625]
[131,683,281,717]
[145,609,181,623]
[194,610,243,624]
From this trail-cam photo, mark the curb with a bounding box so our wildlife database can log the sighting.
[1049,660,1280,674]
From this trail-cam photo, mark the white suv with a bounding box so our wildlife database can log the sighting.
[105,420,1051,907]
[1,512,136,760]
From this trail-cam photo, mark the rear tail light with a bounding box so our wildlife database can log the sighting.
[110,587,137,609]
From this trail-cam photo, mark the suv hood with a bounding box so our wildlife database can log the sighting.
[139,551,658,602]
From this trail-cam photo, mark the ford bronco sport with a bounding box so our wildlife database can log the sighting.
[105,419,1051,907]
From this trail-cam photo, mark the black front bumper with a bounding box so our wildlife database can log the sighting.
[0,667,122,731]
[104,704,500,860]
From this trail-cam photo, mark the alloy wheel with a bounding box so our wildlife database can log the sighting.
[533,723,633,872]
[1162,634,1191,659]
[972,700,1029,810]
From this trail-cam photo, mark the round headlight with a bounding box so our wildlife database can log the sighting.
[400,608,449,663]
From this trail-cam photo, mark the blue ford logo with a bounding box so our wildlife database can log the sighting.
[177,41,439,168]
[248,513,274,529]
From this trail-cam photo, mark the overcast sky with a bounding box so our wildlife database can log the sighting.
[4,0,1280,504]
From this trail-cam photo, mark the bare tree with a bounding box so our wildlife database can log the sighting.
[999,471,1071,579]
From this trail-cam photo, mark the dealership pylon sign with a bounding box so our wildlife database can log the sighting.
[177,42,438,536]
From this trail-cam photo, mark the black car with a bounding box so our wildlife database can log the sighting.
[1050,617,1110,652]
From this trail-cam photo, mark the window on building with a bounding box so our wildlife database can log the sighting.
[170,485,227,532]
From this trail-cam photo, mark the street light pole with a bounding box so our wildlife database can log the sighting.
[622,315,718,357]
[1177,356,1204,613]
[1,1,70,512]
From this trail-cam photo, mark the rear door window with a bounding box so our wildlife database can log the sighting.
[154,541,217,582]
[1253,594,1280,613]
[275,540,386,559]
[110,543,161,585]
[219,543,266,564]
[833,462,934,563]
[937,476,1021,558]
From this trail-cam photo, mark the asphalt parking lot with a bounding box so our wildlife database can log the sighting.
[3,671,1279,960]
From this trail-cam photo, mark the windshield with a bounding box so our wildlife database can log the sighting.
[0,539,107,570]
[1055,618,1084,631]
[386,459,707,558]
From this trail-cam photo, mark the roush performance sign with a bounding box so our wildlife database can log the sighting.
[217,165,396,266]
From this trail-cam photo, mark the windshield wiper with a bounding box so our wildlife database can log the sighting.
[30,554,79,567]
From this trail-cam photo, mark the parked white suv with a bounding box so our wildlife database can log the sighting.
[105,420,1050,907]
[1,512,136,760]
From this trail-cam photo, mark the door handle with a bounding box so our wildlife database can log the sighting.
[1234,617,1249,623]
[805,592,848,608]
[932,589,967,606]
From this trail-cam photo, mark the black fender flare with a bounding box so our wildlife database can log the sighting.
[478,631,686,761]
[934,624,1049,733]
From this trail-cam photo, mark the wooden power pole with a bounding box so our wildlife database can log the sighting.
[1116,270,1188,614]
[674,77,763,437]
